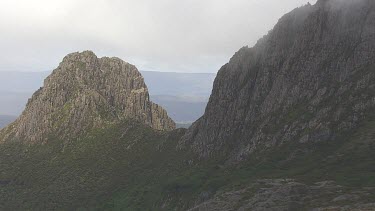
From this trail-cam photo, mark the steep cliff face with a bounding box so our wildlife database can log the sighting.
[181,0,375,159]
[0,51,175,144]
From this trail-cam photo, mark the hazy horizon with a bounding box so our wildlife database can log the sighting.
[1,0,316,73]
[0,69,217,74]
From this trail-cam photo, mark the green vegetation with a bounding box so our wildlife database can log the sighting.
[0,114,374,210]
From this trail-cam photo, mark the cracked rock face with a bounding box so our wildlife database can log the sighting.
[0,51,175,144]
[180,0,375,159]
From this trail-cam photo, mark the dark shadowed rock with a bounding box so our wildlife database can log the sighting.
[180,0,375,160]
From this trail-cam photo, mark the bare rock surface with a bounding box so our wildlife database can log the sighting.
[180,0,375,159]
[0,51,175,144]
[189,179,375,211]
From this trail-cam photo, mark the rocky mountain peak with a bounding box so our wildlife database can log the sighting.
[180,0,375,159]
[0,51,175,144]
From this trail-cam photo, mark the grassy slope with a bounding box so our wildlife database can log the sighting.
[0,121,188,210]
[0,115,374,210]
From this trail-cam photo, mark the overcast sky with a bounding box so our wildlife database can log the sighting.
[0,0,317,73]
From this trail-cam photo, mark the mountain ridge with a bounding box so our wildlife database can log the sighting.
[0,70,214,124]
[180,0,375,160]
[0,0,374,210]
[0,51,175,144]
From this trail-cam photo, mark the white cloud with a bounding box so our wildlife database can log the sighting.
[0,0,317,73]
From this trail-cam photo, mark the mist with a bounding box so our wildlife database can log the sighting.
[0,0,316,73]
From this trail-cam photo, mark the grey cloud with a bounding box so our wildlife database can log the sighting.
[0,0,317,73]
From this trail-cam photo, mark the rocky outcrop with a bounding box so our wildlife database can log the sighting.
[189,179,375,211]
[0,51,175,144]
[180,0,375,159]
